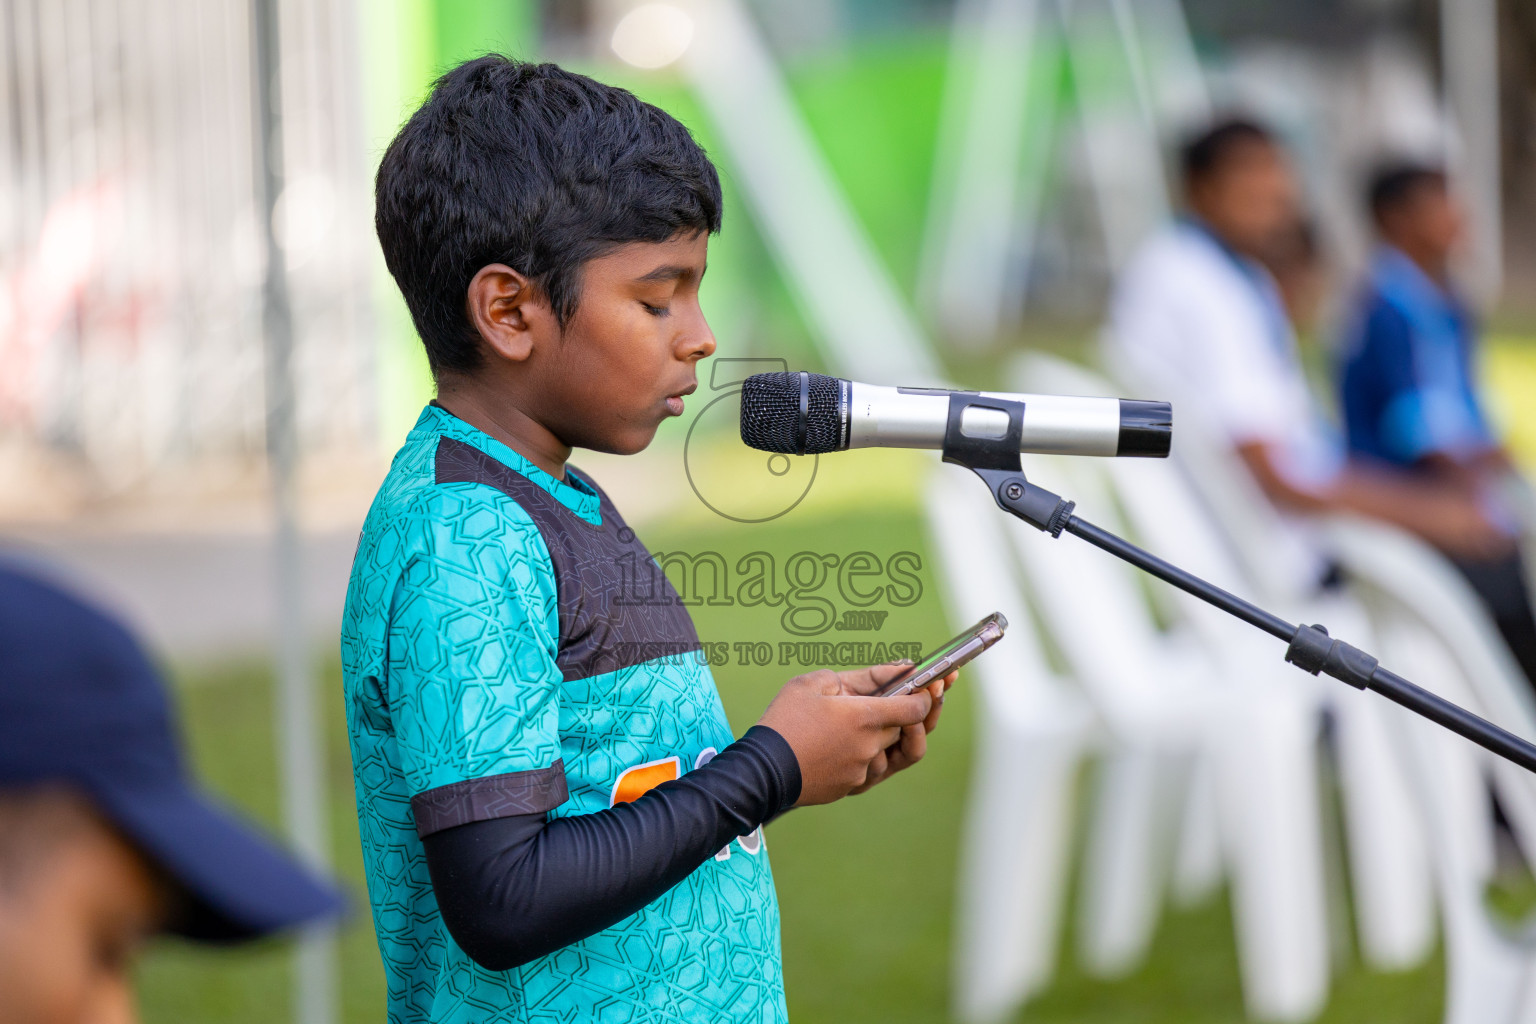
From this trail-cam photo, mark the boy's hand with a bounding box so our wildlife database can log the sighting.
[757,663,958,806]
[846,663,957,795]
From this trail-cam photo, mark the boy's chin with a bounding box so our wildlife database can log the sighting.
[589,426,662,458]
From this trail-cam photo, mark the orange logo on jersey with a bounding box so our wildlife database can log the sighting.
[609,750,763,860]
[609,756,681,806]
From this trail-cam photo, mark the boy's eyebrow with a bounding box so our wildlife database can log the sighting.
[634,263,705,284]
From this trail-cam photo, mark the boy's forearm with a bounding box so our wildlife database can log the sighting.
[422,726,800,971]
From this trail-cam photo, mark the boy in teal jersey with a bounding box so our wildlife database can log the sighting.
[343,56,953,1023]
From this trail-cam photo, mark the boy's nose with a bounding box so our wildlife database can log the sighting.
[681,318,716,361]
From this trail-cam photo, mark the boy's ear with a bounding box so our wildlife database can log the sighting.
[465,264,555,363]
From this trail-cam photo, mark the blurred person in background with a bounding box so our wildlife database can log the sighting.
[0,562,343,1024]
[1106,119,1513,594]
[1337,164,1536,682]
[1265,218,1327,336]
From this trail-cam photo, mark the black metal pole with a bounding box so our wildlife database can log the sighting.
[1060,513,1536,773]
[960,454,1536,775]
[1364,667,1536,772]
[1062,515,1295,641]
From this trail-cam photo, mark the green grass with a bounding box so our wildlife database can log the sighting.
[137,505,1445,1023]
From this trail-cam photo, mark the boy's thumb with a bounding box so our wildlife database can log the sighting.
[878,690,933,727]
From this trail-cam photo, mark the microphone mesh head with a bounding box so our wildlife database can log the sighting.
[739,372,844,454]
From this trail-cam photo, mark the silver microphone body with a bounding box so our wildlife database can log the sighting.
[847,382,1127,457]
[735,371,1170,458]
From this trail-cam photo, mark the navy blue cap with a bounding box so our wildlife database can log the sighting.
[0,562,344,941]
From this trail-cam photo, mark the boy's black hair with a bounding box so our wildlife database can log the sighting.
[1180,118,1276,188]
[375,56,724,377]
[1366,162,1447,227]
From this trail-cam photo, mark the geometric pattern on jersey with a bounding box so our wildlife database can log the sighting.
[342,403,788,1024]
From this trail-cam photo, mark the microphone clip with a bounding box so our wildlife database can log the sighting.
[940,394,1024,472]
[941,394,1075,536]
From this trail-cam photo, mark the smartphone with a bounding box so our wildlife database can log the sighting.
[874,612,1008,698]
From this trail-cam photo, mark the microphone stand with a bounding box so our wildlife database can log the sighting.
[942,394,1536,773]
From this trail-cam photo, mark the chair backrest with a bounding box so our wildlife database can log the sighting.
[1015,356,1263,608]
[1323,516,1536,866]
[927,468,1093,1024]
[923,460,1078,725]
[1094,342,1328,603]
[980,441,1217,737]
[1013,353,1315,702]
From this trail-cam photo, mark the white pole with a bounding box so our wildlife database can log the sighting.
[679,0,942,385]
[915,0,1044,347]
[251,1,338,1023]
[1061,0,1170,272]
[1441,0,1503,302]
[1129,0,1209,128]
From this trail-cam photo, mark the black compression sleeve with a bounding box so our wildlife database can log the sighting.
[421,725,801,971]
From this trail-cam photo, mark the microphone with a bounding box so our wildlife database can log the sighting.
[739,371,1170,458]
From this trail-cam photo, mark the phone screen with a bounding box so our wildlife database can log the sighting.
[874,612,1007,697]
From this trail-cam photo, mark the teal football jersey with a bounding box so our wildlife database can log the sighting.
[342,405,787,1023]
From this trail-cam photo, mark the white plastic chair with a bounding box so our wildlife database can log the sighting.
[1096,343,1536,1022]
[933,454,1264,1019]
[927,468,1095,1023]
[1365,602,1536,1024]
[1025,353,1436,978]
[1003,444,1333,1021]
[1322,516,1536,1021]
[1095,341,1333,604]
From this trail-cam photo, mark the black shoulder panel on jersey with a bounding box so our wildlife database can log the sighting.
[434,436,702,681]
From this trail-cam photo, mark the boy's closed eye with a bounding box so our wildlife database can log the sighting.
[632,261,706,319]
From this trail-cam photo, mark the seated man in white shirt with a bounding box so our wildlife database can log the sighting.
[1106,119,1512,589]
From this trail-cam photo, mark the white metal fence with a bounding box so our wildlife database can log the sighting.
[0,0,375,494]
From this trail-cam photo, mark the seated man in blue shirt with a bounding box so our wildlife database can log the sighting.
[1338,163,1536,683]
